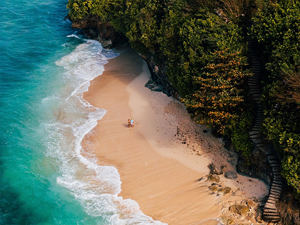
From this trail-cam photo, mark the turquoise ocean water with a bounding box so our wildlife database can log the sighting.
[0,1,165,224]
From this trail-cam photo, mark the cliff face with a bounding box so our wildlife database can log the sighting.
[70,16,126,48]
[142,56,178,98]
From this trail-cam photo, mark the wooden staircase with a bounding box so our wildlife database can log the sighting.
[247,39,282,223]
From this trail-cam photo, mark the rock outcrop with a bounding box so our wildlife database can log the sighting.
[69,16,127,48]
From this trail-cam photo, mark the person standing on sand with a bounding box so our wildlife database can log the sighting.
[128,119,131,128]
[130,118,134,127]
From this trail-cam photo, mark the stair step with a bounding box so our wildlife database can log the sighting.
[269,193,281,198]
[249,131,259,135]
[252,139,263,144]
[263,216,281,220]
[272,180,282,187]
[263,217,280,222]
[272,167,280,172]
[269,159,277,163]
[250,134,260,139]
[273,178,282,182]
[249,86,259,89]
[251,127,261,131]
[270,163,280,167]
[263,212,280,216]
[253,128,261,132]
[248,80,257,84]
[271,187,282,192]
[269,193,281,199]
[264,208,278,213]
[254,122,263,127]
[270,189,282,195]
[257,143,266,148]
[268,196,278,202]
[271,167,281,172]
[272,184,282,188]
[268,156,277,161]
[270,186,282,191]
[264,203,277,209]
[273,180,282,185]
[273,177,283,182]
[251,130,261,134]
[267,199,277,205]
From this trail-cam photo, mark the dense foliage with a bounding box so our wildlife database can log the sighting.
[251,0,300,197]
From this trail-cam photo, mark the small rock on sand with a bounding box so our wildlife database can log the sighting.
[207,174,220,183]
[229,204,250,216]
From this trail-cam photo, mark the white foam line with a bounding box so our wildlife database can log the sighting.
[53,38,166,224]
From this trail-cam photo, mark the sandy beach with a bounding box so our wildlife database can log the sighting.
[83,47,269,224]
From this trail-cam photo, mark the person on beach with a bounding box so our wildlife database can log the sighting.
[128,119,131,128]
[130,118,134,127]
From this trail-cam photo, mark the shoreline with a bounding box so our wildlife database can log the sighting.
[83,46,268,224]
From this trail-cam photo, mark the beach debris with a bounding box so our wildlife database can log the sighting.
[206,174,220,183]
[208,183,220,192]
[220,216,235,225]
[196,177,205,182]
[218,187,232,195]
[231,188,241,196]
[229,204,250,216]
[208,163,222,175]
[247,200,255,208]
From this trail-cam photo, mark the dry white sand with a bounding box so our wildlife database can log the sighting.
[83,47,268,224]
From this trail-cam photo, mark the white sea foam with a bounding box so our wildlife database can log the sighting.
[66,34,82,39]
[43,39,166,224]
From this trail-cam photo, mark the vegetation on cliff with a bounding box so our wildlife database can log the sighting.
[67,0,300,198]
[251,0,300,198]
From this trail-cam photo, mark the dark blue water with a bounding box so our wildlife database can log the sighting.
[0,1,166,224]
